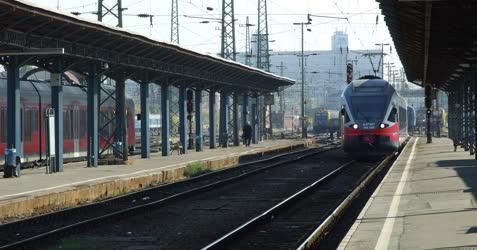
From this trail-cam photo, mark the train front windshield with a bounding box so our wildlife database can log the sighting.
[349,96,387,122]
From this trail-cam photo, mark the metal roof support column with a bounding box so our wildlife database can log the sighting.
[459,83,464,148]
[472,78,477,160]
[6,56,21,176]
[232,93,239,146]
[242,94,249,145]
[87,65,99,167]
[470,81,475,155]
[220,92,229,147]
[141,83,150,158]
[446,91,454,139]
[449,89,456,142]
[51,72,64,172]
[179,83,188,153]
[209,91,217,149]
[268,104,273,138]
[195,88,203,151]
[161,83,170,156]
[463,82,469,151]
[115,79,128,161]
[252,96,258,144]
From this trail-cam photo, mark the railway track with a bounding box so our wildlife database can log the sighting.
[0,143,330,249]
[25,148,354,249]
[1,138,398,250]
[202,156,395,250]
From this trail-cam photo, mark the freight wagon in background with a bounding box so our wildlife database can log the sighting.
[313,109,340,134]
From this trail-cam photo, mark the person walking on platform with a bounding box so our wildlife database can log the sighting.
[453,138,459,152]
[243,122,252,147]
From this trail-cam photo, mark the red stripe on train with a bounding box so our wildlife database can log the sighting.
[344,122,400,141]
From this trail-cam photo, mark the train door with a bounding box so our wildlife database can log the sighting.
[73,105,80,157]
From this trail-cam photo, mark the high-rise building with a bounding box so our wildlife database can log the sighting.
[331,31,348,52]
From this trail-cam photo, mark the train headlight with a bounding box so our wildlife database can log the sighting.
[380,123,386,129]
[352,124,359,129]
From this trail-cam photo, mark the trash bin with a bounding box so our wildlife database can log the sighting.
[4,148,16,178]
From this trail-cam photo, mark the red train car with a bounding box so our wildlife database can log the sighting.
[0,79,136,164]
[341,76,408,156]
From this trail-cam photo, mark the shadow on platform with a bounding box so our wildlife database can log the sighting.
[436,158,477,200]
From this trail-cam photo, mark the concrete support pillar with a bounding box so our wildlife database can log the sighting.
[209,91,217,149]
[219,92,229,147]
[87,65,99,167]
[115,79,128,161]
[252,96,258,144]
[242,95,249,145]
[179,83,187,153]
[232,94,239,146]
[141,83,150,158]
[51,73,63,172]
[195,89,203,151]
[6,57,21,175]
[161,83,170,156]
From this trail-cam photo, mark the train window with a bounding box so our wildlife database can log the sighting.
[0,109,5,143]
[109,111,114,137]
[24,109,32,142]
[350,96,387,121]
[80,110,86,138]
[126,110,129,129]
[388,107,397,122]
[64,110,70,139]
[399,107,407,130]
[70,110,75,139]
[32,110,38,133]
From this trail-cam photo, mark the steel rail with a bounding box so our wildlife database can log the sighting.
[296,154,393,250]
[0,145,339,249]
[201,160,356,250]
[296,138,409,250]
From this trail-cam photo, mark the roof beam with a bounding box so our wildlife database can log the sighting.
[423,2,432,85]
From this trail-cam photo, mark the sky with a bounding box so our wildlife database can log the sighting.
[26,0,403,69]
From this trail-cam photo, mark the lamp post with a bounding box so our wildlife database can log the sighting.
[293,14,347,139]
[292,22,311,139]
[375,43,390,78]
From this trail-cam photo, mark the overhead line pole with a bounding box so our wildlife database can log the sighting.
[220,0,236,147]
[97,0,123,27]
[293,13,347,139]
[171,0,179,44]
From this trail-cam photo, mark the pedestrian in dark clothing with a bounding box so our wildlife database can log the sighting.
[453,138,459,152]
[243,123,253,147]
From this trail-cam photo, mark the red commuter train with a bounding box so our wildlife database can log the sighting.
[0,79,136,164]
[341,76,408,156]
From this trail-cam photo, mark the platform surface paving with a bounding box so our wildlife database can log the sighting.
[339,137,477,250]
[0,139,303,204]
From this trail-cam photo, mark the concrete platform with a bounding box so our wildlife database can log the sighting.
[0,139,311,222]
[339,137,477,250]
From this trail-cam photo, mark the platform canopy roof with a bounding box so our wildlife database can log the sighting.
[377,0,477,91]
[0,0,294,93]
